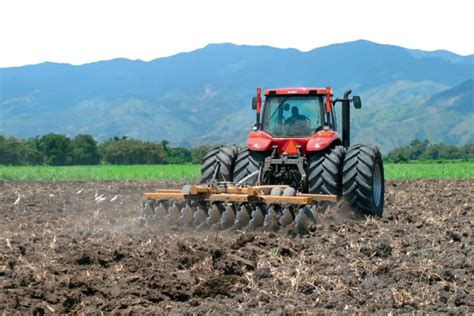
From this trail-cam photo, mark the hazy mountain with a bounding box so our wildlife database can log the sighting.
[351,80,474,149]
[1,40,473,152]
[406,49,474,64]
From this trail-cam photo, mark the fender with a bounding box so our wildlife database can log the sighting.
[247,131,273,151]
[306,130,341,152]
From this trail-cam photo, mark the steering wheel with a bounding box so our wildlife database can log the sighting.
[315,122,337,132]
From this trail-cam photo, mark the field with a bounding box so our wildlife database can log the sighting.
[1,160,473,181]
[0,179,472,313]
[385,160,474,179]
[0,165,200,181]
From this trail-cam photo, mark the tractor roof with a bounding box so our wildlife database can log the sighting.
[264,87,332,96]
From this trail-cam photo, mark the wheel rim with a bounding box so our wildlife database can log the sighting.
[373,162,382,207]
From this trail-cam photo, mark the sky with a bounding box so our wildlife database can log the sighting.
[0,0,473,68]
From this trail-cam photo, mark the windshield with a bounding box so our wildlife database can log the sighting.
[261,95,325,137]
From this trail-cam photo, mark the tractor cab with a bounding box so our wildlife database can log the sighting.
[250,87,361,154]
[260,88,337,137]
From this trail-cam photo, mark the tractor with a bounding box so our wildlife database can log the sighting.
[142,87,384,233]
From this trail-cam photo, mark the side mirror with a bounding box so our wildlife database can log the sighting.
[252,97,257,110]
[353,96,362,109]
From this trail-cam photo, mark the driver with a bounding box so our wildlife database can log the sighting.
[286,106,308,126]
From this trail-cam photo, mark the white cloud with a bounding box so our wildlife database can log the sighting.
[0,0,473,67]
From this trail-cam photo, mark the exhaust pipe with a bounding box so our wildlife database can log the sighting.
[342,89,352,148]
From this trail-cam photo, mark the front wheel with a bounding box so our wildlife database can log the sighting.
[342,144,384,216]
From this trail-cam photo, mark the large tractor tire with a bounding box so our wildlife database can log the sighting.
[233,148,266,185]
[307,145,345,196]
[200,145,238,183]
[342,144,384,216]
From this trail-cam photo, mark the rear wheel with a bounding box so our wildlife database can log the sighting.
[307,146,345,196]
[342,144,384,216]
[200,145,238,183]
[233,148,266,185]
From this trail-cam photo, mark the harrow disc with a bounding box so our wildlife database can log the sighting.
[234,204,252,230]
[264,206,280,231]
[193,205,208,227]
[207,203,224,227]
[249,205,265,229]
[179,203,195,226]
[279,206,294,227]
[294,206,316,234]
[166,203,181,224]
[221,205,236,229]
[156,202,168,219]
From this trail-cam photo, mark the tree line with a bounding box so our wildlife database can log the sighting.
[1,134,472,166]
[0,134,211,166]
[386,139,474,163]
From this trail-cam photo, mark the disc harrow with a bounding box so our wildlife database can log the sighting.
[140,184,337,234]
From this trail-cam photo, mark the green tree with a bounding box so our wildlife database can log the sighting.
[20,138,44,165]
[166,147,192,164]
[99,138,166,164]
[71,134,100,165]
[0,136,43,165]
[160,140,170,152]
[424,145,440,160]
[387,139,474,162]
[438,144,461,160]
[0,136,22,165]
[460,144,474,159]
[408,139,430,160]
[190,145,211,164]
[38,134,72,165]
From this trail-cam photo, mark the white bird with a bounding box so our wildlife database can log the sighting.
[76,188,84,194]
[110,195,118,202]
[49,193,55,197]
[94,191,99,199]
[13,191,21,205]
[95,194,105,202]
[96,196,107,203]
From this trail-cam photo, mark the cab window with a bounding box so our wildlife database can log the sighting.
[261,96,325,137]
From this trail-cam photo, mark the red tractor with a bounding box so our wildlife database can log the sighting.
[142,86,384,233]
[200,87,385,217]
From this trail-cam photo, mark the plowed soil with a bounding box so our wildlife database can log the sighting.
[0,180,472,314]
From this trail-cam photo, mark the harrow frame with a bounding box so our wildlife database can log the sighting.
[144,184,337,205]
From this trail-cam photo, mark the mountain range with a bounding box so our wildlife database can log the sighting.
[1,39,473,152]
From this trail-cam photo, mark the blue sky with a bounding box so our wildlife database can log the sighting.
[1,0,473,67]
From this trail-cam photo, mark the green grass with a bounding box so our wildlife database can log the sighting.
[0,161,473,181]
[384,161,474,180]
[0,164,200,181]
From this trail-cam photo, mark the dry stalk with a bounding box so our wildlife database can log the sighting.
[5,238,12,250]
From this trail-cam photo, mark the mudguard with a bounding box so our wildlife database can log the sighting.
[247,131,273,151]
[306,130,341,152]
